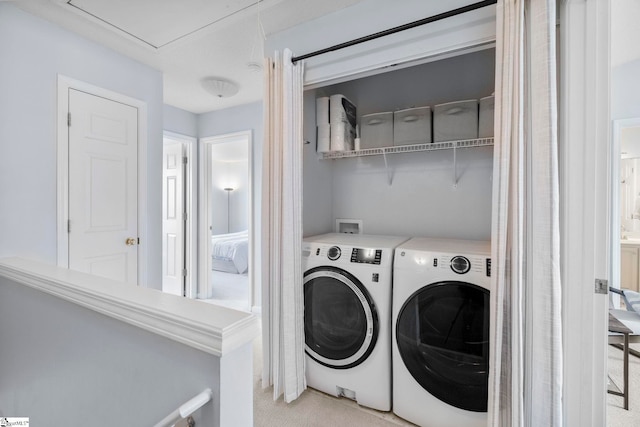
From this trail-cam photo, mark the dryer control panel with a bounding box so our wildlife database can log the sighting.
[303,243,392,267]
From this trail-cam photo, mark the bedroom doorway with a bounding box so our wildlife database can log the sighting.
[199,131,252,311]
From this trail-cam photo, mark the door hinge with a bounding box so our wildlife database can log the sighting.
[595,278,608,294]
[67,219,71,233]
[182,269,188,277]
[183,212,188,221]
[183,156,188,164]
[67,112,71,127]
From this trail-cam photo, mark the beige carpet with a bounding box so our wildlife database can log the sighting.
[252,337,415,427]
[253,336,637,426]
[608,343,640,426]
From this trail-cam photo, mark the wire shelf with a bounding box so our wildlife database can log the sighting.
[320,137,494,160]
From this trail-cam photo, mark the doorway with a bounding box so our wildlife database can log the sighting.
[199,131,253,311]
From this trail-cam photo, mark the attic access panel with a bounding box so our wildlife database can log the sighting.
[66,0,260,49]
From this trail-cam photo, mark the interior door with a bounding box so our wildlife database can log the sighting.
[162,140,185,296]
[68,89,139,284]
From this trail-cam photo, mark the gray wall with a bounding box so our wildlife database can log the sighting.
[0,277,220,426]
[0,3,163,287]
[612,58,640,120]
[164,104,198,137]
[304,50,495,240]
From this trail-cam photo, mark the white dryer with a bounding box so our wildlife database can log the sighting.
[303,233,408,411]
[392,237,491,427]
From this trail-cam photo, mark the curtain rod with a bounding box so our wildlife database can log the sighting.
[291,0,497,64]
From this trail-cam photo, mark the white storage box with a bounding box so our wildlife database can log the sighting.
[361,112,393,149]
[478,95,495,138]
[393,106,432,146]
[433,99,478,142]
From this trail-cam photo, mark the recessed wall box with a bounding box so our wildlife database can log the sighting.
[335,219,363,234]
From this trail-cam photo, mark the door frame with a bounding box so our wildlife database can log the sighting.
[56,75,148,286]
[611,118,640,299]
[198,130,254,307]
[163,131,198,298]
[559,1,610,425]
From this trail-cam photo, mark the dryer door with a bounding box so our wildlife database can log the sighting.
[304,266,378,369]
[396,281,489,412]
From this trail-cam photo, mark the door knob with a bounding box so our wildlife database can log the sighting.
[125,238,137,246]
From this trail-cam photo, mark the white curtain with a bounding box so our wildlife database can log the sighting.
[261,48,306,403]
[488,1,562,426]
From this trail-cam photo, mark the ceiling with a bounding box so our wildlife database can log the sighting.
[12,0,363,114]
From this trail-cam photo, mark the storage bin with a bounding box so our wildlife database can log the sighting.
[478,95,495,138]
[393,106,432,145]
[433,99,478,142]
[360,112,393,149]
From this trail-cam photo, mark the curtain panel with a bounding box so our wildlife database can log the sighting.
[488,1,563,426]
[261,49,306,403]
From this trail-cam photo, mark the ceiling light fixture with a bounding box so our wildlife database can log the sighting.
[201,77,239,98]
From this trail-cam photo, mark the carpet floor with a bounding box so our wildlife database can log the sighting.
[608,342,640,426]
[252,336,640,426]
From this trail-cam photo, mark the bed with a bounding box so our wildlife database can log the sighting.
[211,230,249,274]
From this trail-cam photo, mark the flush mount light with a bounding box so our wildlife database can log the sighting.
[201,77,239,98]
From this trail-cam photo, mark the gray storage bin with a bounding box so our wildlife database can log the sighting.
[360,112,393,149]
[393,106,432,145]
[478,95,495,138]
[433,99,478,142]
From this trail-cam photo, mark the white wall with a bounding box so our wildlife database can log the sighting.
[210,158,249,235]
[612,59,640,120]
[164,104,198,138]
[0,3,163,287]
[304,50,495,239]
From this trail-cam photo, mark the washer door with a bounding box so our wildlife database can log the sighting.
[304,266,378,369]
[396,281,489,412]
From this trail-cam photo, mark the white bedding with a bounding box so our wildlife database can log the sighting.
[211,230,248,274]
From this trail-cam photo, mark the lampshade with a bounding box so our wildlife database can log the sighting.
[201,78,239,98]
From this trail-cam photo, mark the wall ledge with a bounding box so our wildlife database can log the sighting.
[0,257,259,357]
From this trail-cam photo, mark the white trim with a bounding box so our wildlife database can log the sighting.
[56,75,149,286]
[0,257,260,357]
[558,1,610,425]
[271,4,497,88]
[163,131,198,299]
[198,130,254,308]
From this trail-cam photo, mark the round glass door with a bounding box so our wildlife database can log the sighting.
[396,281,489,412]
[304,266,378,369]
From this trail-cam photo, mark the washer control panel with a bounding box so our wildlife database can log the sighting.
[327,246,341,260]
[305,243,388,266]
[450,255,471,274]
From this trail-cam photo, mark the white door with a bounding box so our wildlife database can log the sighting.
[162,140,185,296]
[68,89,139,284]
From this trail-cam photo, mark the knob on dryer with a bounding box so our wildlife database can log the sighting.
[327,246,341,260]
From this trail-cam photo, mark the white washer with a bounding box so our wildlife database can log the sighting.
[392,237,491,427]
[303,233,408,411]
